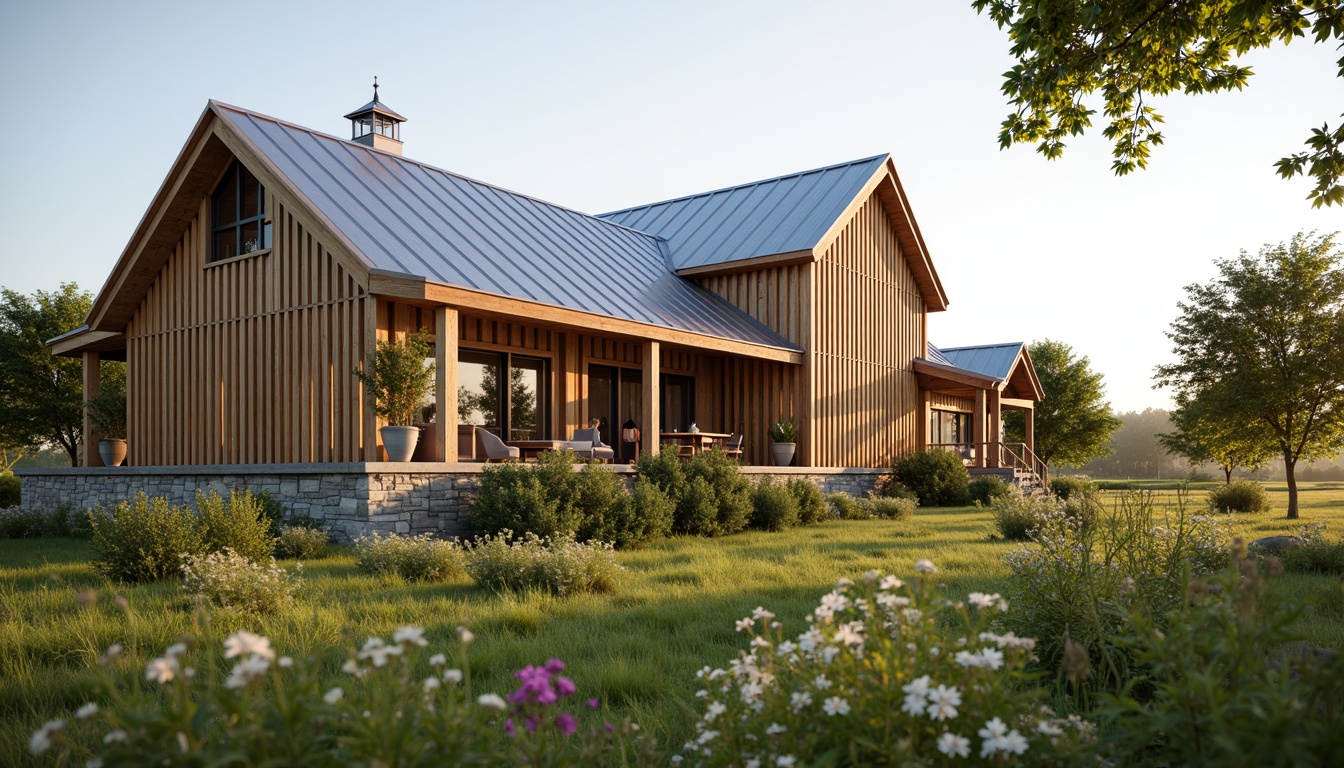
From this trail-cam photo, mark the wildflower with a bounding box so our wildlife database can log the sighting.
[225,655,271,689]
[705,701,727,722]
[1002,730,1029,754]
[752,636,772,649]
[555,712,577,736]
[790,690,812,711]
[915,559,937,573]
[978,647,1005,670]
[278,656,293,668]
[736,617,755,632]
[833,622,864,647]
[927,684,961,721]
[698,730,720,744]
[444,669,464,684]
[752,606,776,621]
[324,687,344,704]
[145,656,179,684]
[165,643,189,659]
[880,575,904,590]
[766,722,787,735]
[822,696,850,716]
[103,730,128,745]
[813,674,832,690]
[456,626,475,644]
[342,659,365,678]
[555,675,576,696]
[393,625,428,647]
[358,637,403,668]
[587,697,601,710]
[777,757,797,767]
[423,676,441,692]
[88,760,103,768]
[1037,721,1063,736]
[967,592,996,609]
[429,653,447,667]
[223,630,274,661]
[821,646,842,664]
[99,643,123,667]
[478,693,508,710]
[75,702,98,720]
[29,719,64,755]
[936,732,971,758]
[777,641,797,656]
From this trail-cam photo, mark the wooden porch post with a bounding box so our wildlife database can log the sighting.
[642,341,660,458]
[435,307,458,462]
[83,351,102,467]
[973,388,987,469]
[987,388,1001,469]
[1024,406,1035,455]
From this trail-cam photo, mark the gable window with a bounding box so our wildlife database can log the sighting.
[211,161,272,262]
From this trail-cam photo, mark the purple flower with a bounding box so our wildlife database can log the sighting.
[504,719,516,738]
[544,658,565,674]
[556,676,576,697]
[587,697,601,710]
[555,712,577,736]
[525,716,539,733]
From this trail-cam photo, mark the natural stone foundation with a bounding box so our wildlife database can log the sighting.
[16,464,886,543]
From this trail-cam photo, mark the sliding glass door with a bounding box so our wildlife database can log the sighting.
[457,349,548,457]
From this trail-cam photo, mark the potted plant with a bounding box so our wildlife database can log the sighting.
[768,419,797,467]
[353,331,435,462]
[86,373,128,467]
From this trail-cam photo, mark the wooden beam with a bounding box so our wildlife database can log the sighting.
[987,388,1001,469]
[1024,408,1035,457]
[973,388,987,469]
[673,249,814,278]
[82,352,102,467]
[1001,397,1035,410]
[435,306,458,462]
[642,341,660,457]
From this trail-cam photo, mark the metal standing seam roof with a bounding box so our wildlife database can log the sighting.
[936,342,1026,382]
[925,343,955,368]
[597,155,888,272]
[214,104,799,353]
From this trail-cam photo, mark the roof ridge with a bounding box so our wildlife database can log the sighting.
[596,153,890,218]
[210,100,667,245]
[938,342,1024,351]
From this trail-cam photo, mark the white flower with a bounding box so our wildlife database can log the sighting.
[278,656,293,668]
[736,617,755,632]
[429,653,447,667]
[29,719,64,755]
[456,626,475,644]
[477,693,507,710]
[752,636,772,649]
[1037,721,1063,736]
[423,676,441,692]
[915,559,937,573]
[704,701,727,722]
[223,630,274,661]
[936,732,971,758]
[821,646,841,664]
[103,730,128,745]
[75,702,98,720]
[1002,730,1029,754]
[978,647,1005,671]
[324,686,344,704]
[967,592,997,609]
[225,655,270,689]
[145,656,179,684]
[836,577,853,587]
[697,729,719,744]
[358,637,403,667]
[752,606,775,621]
[822,696,850,716]
[979,717,1008,739]
[902,675,931,697]
[443,669,464,684]
[342,659,365,678]
[790,690,812,710]
[87,759,103,768]
[164,643,189,659]
[766,722,787,735]
[833,622,864,647]
[901,692,927,716]
[393,625,428,647]
[670,756,684,765]
[879,575,904,590]
[777,756,797,767]
[777,641,797,656]
[812,674,832,690]
[927,684,962,721]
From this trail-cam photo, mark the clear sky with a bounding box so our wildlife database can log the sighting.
[1,0,1339,413]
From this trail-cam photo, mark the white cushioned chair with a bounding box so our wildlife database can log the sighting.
[571,428,615,462]
[475,427,520,462]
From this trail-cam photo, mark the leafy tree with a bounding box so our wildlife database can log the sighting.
[1156,232,1344,519]
[352,332,435,426]
[0,284,92,465]
[1159,388,1276,483]
[972,0,1344,207]
[1005,339,1121,483]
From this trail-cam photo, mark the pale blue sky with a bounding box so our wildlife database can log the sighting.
[1,0,1339,412]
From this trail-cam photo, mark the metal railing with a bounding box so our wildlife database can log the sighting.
[928,441,1045,488]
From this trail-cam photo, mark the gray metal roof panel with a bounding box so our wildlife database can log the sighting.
[598,155,887,271]
[938,343,1025,382]
[925,343,955,367]
[215,104,797,351]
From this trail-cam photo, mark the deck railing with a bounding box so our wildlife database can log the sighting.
[928,441,1045,488]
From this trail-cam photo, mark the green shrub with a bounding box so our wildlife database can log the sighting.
[1006,491,1227,696]
[0,472,19,508]
[584,479,673,549]
[749,477,799,531]
[967,475,1012,505]
[0,506,49,538]
[1049,475,1094,500]
[889,449,969,507]
[1207,478,1272,514]
[88,491,205,582]
[180,548,300,614]
[470,462,571,540]
[988,486,1059,541]
[788,479,828,525]
[569,462,629,539]
[354,532,465,582]
[868,496,916,520]
[469,451,633,544]
[255,490,287,536]
[274,526,329,560]
[1278,523,1344,575]
[637,447,752,537]
[195,489,276,563]
[465,532,622,595]
[683,449,752,536]
[828,492,871,520]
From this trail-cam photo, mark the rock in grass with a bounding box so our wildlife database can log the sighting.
[1249,535,1303,553]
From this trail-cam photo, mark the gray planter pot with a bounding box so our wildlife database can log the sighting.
[770,442,796,467]
[98,438,127,467]
[381,426,421,462]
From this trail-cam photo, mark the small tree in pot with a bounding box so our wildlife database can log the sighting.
[86,368,127,467]
[353,331,435,462]
[768,419,797,467]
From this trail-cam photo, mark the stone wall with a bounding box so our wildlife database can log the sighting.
[17,464,886,543]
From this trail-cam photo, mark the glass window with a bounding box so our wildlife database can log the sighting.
[456,349,548,443]
[457,350,501,428]
[661,374,695,432]
[509,356,545,441]
[211,161,271,262]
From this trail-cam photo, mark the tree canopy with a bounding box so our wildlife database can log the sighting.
[0,284,92,465]
[1005,339,1121,476]
[972,0,1344,207]
[1159,386,1277,483]
[1155,231,1344,518]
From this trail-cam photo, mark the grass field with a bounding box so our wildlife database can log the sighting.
[2,481,1343,763]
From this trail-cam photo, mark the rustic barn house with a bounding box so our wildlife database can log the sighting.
[34,92,1043,531]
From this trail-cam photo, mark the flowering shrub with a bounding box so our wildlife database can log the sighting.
[195,489,275,563]
[30,624,652,766]
[987,486,1060,541]
[88,491,205,582]
[1005,491,1226,695]
[180,548,300,614]
[274,525,329,560]
[683,563,1094,766]
[464,532,622,595]
[354,532,465,582]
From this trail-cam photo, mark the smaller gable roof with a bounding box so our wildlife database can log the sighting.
[938,343,1026,382]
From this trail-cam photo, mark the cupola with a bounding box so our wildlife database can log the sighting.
[344,77,406,156]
